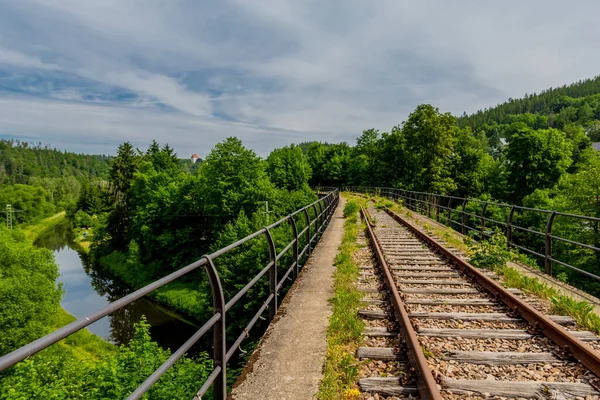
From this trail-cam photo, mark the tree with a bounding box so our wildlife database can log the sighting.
[0,184,55,224]
[349,129,384,185]
[306,142,327,185]
[266,145,312,191]
[402,104,457,194]
[505,126,573,202]
[0,227,62,356]
[201,137,275,219]
[451,128,492,197]
[109,142,139,202]
[106,142,141,249]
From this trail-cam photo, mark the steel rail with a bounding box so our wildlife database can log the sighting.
[383,207,600,378]
[360,206,442,400]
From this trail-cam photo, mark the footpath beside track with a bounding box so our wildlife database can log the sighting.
[231,197,346,400]
[356,203,600,399]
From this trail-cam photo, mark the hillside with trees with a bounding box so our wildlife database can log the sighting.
[305,76,600,296]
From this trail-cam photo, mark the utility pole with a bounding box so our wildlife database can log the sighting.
[2,205,22,229]
[263,201,273,224]
[6,204,12,229]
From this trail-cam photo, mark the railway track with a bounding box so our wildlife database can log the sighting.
[356,203,600,400]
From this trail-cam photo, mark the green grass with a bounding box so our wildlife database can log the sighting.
[72,226,93,254]
[51,308,115,361]
[22,211,66,243]
[318,197,365,400]
[99,252,205,321]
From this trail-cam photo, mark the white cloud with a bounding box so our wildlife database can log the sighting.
[0,0,599,154]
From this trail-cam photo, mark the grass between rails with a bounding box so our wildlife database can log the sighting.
[22,211,66,243]
[372,194,600,336]
[318,197,365,400]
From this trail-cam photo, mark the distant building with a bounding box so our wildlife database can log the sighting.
[191,153,199,163]
[593,142,600,152]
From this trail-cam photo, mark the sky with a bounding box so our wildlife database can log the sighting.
[0,1,599,157]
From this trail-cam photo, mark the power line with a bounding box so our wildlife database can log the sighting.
[1,204,23,229]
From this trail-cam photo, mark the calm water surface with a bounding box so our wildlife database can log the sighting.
[35,221,198,351]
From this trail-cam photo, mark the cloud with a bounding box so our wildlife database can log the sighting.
[0,0,599,155]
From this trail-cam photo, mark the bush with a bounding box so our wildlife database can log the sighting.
[74,210,94,228]
[343,200,360,218]
[0,226,62,356]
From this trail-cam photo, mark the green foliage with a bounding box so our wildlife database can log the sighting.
[0,318,212,399]
[307,142,352,186]
[266,144,312,191]
[505,127,573,201]
[0,184,55,224]
[0,226,62,356]
[467,232,511,271]
[458,76,600,130]
[202,137,274,218]
[0,139,111,186]
[343,200,360,218]
[403,104,458,194]
[73,210,93,228]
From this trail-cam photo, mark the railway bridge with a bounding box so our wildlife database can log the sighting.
[3,187,600,399]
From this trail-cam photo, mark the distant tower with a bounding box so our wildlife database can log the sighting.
[6,204,12,229]
[191,153,199,163]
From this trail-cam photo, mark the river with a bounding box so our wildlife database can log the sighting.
[34,221,199,351]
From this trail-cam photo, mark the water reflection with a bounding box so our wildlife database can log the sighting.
[35,221,198,351]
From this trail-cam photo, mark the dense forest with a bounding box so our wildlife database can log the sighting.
[0,140,112,224]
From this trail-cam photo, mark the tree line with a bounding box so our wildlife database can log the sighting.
[305,77,600,296]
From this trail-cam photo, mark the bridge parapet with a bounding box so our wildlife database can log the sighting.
[0,189,339,400]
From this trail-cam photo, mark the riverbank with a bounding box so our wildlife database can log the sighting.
[22,211,66,242]
[21,213,116,355]
[99,251,205,321]
[52,308,115,360]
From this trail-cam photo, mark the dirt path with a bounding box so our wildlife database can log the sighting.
[230,197,346,400]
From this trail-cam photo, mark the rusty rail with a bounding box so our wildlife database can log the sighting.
[344,186,600,283]
[360,206,442,400]
[383,207,600,378]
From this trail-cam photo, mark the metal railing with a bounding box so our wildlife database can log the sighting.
[344,186,600,283]
[0,189,339,399]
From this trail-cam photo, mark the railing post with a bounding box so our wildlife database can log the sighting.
[203,256,226,400]
[317,201,324,234]
[312,204,319,243]
[303,208,311,255]
[461,199,467,235]
[435,195,440,222]
[480,202,488,240]
[447,197,453,227]
[426,194,431,218]
[290,216,299,279]
[545,211,557,276]
[265,227,278,320]
[507,206,516,249]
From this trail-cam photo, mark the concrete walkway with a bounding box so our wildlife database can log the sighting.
[231,197,346,400]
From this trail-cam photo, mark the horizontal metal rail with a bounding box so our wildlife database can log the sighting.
[361,206,442,400]
[383,207,600,379]
[345,186,600,282]
[0,189,340,400]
